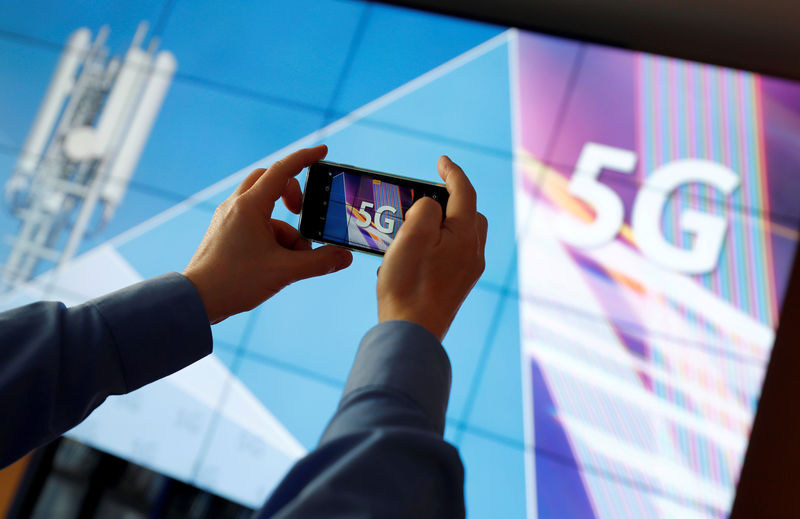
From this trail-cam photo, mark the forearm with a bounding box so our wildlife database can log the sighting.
[0,272,212,467]
[258,321,465,519]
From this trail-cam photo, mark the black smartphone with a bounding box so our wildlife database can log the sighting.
[299,160,449,256]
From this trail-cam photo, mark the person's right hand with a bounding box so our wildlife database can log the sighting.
[183,145,353,324]
[377,156,488,341]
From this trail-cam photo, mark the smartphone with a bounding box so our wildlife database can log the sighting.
[299,161,449,256]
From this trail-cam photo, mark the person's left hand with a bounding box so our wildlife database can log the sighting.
[183,145,353,324]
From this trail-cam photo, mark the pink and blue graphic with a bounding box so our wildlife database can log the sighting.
[324,171,413,252]
[513,32,800,518]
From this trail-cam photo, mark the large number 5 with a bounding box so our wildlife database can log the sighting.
[557,143,637,248]
[356,201,373,228]
[557,142,740,274]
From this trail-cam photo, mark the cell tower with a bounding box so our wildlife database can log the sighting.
[2,22,176,291]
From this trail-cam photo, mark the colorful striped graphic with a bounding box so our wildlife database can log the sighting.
[640,55,778,329]
[323,172,413,252]
[513,31,800,519]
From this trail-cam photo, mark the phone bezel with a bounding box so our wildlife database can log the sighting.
[299,160,449,256]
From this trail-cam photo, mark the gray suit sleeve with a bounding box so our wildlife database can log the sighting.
[0,272,212,467]
[257,320,465,519]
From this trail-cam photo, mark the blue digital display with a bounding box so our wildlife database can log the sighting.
[2,2,800,518]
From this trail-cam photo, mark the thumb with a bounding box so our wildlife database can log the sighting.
[393,196,442,248]
[287,245,353,281]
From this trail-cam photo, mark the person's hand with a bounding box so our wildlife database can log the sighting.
[377,156,487,341]
[183,145,353,324]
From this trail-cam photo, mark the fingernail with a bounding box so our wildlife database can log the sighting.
[336,252,351,270]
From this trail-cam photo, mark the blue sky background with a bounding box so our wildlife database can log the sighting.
[0,1,530,515]
[0,0,504,261]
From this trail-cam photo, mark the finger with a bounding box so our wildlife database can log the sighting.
[247,145,327,212]
[234,168,266,197]
[476,212,488,255]
[293,235,312,251]
[437,156,477,222]
[282,177,303,214]
[271,219,311,251]
[392,196,442,249]
[288,245,353,281]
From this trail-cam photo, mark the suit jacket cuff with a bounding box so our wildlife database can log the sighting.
[89,272,212,392]
[343,320,452,434]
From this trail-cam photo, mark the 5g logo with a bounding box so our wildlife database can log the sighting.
[356,201,398,234]
[557,143,740,274]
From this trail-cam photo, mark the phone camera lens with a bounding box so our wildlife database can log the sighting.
[324,185,330,192]
[431,193,439,200]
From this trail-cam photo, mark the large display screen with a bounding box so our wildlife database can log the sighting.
[513,32,799,517]
[1,2,799,517]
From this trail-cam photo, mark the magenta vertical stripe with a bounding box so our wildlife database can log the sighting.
[728,72,747,314]
[652,57,663,171]
[686,62,698,157]
[635,54,644,184]
[699,66,722,312]
[667,60,683,250]
[736,72,762,323]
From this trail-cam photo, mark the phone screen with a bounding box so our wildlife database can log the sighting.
[322,171,416,253]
